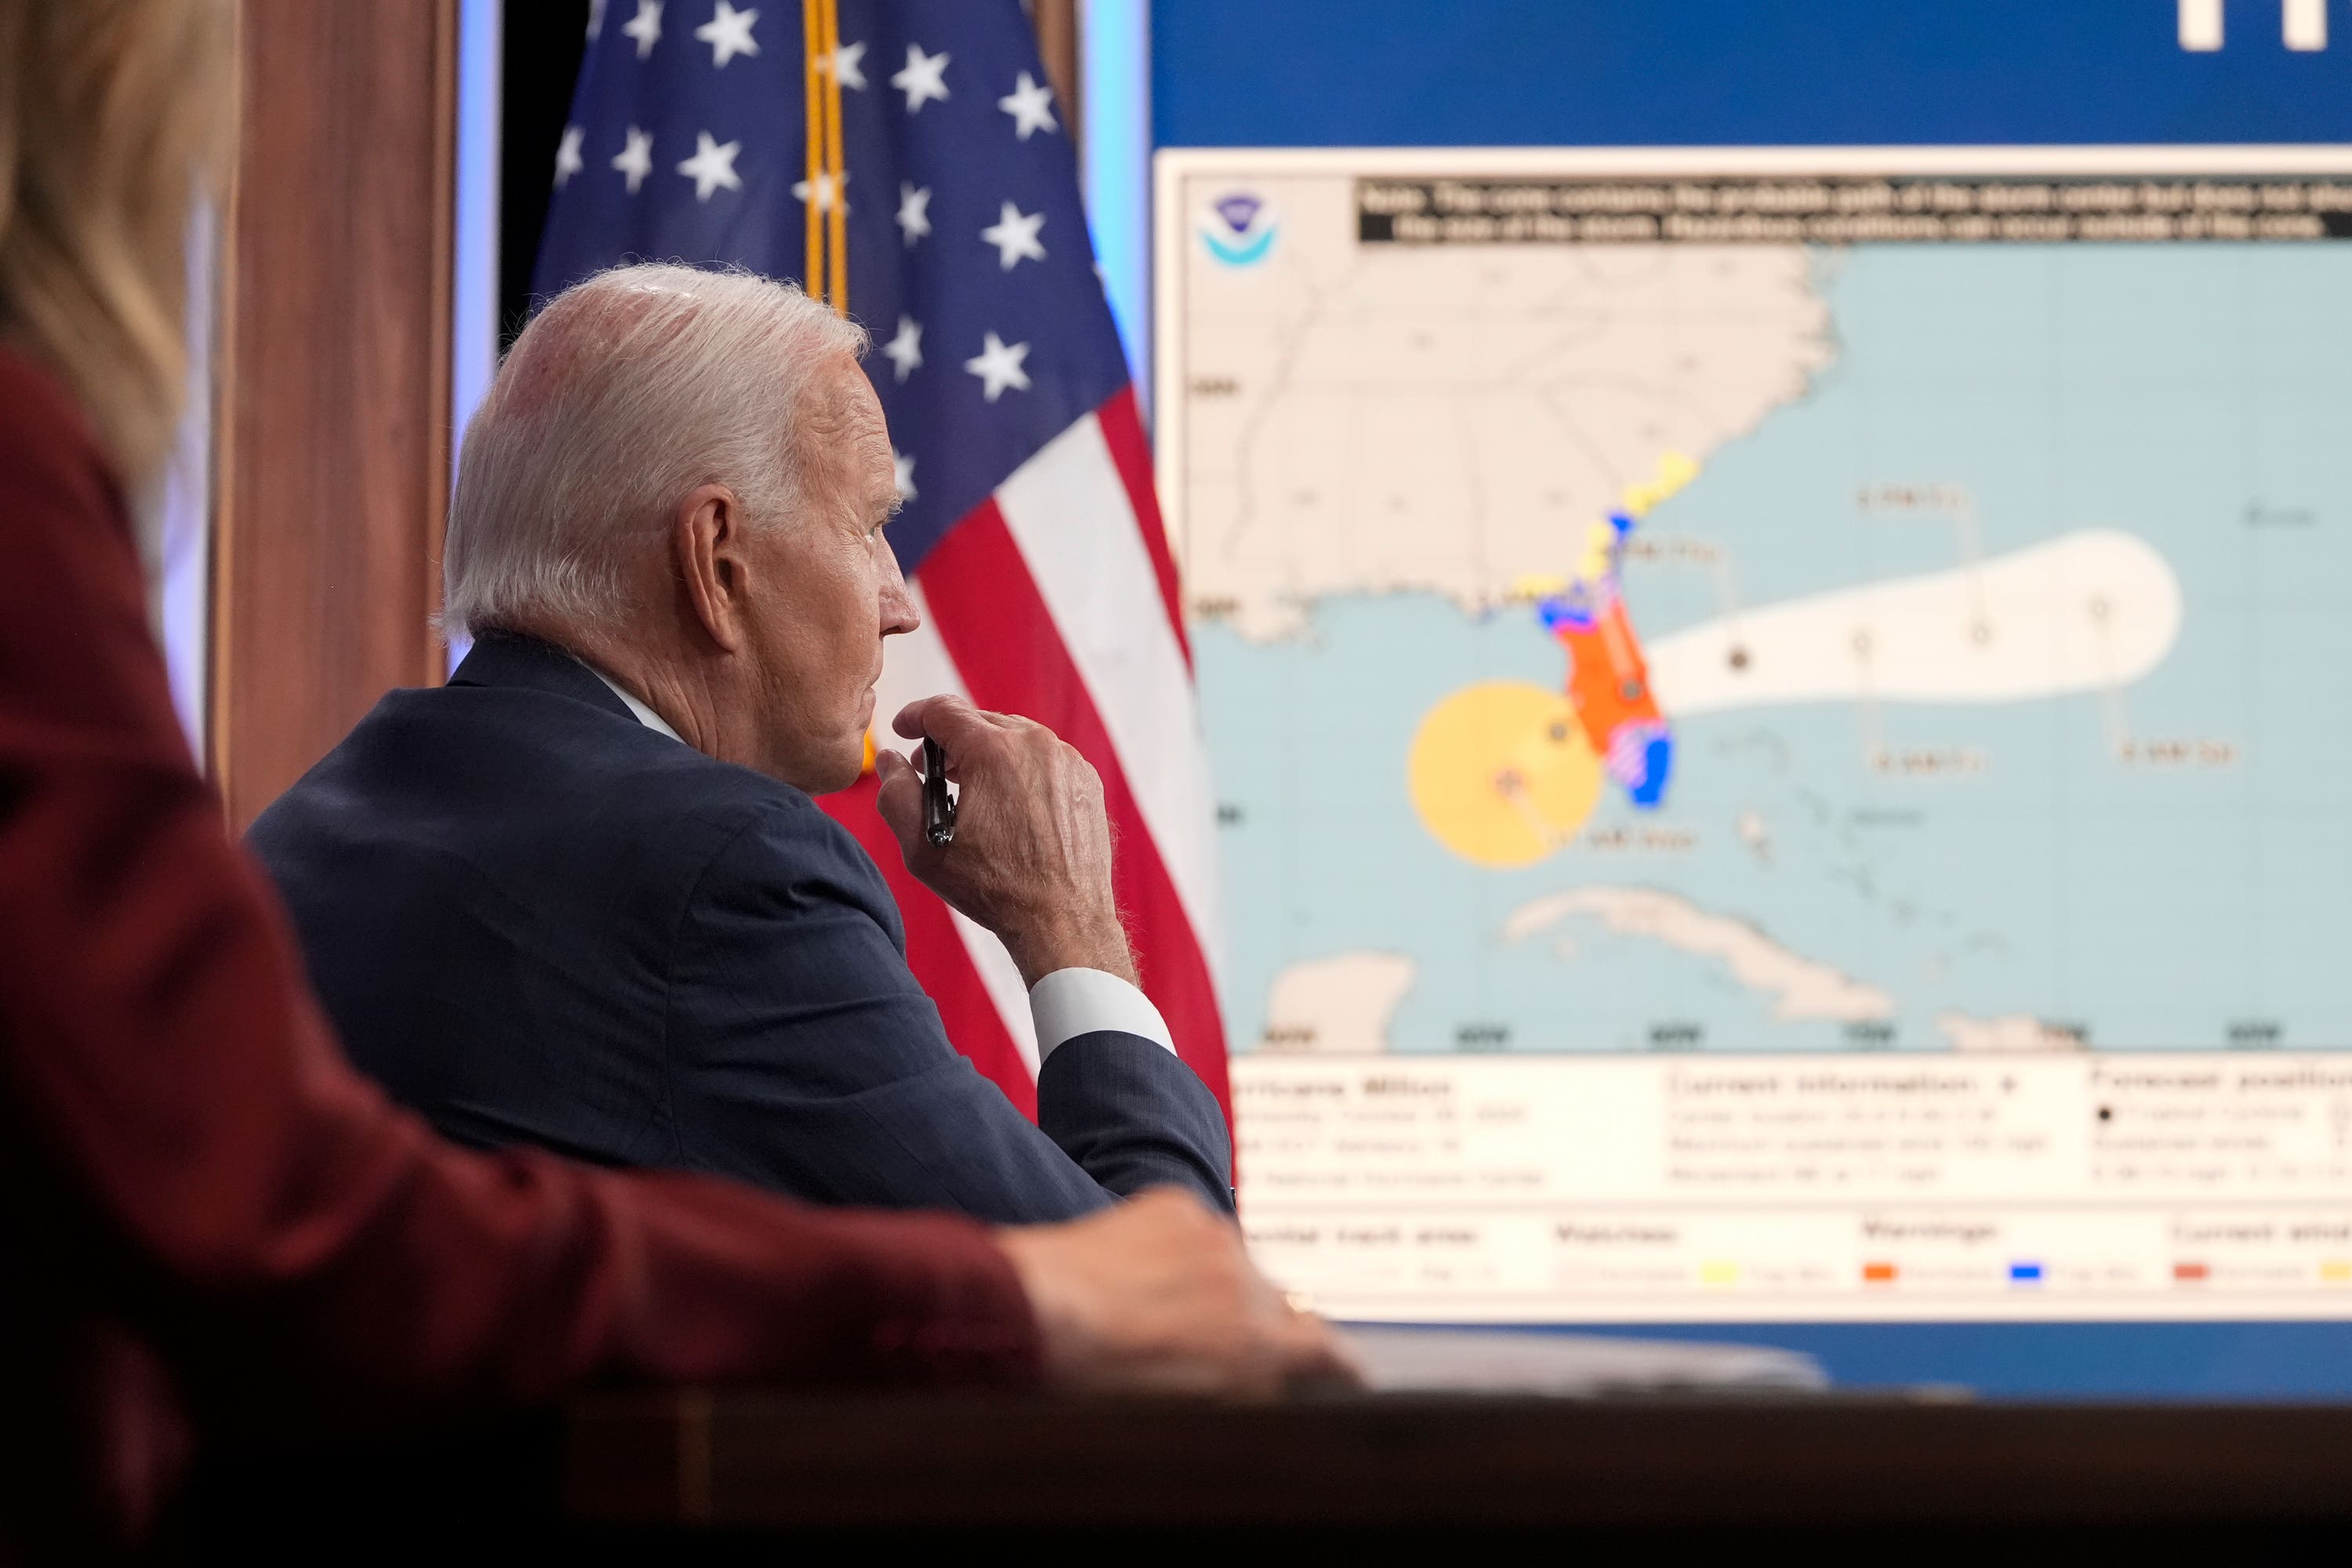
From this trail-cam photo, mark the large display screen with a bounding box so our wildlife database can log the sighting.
[1157,146,2352,1329]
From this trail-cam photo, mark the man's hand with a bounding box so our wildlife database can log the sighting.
[995,1190,1362,1397]
[875,695,1134,986]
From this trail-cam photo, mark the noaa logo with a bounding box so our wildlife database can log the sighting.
[1200,192,1277,267]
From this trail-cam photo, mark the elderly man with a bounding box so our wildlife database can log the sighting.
[249,264,1231,1223]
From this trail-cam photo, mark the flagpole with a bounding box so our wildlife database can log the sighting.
[800,0,823,300]
[819,0,848,314]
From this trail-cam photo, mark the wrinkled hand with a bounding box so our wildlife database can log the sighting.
[995,1189,1363,1397]
[874,695,1133,986]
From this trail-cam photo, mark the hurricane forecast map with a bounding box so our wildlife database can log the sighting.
[1162,149,2352,1070]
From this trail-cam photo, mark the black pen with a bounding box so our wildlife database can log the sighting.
[921,735,957,848]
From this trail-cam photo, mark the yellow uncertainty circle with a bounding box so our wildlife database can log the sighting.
[1407,681,1602,869]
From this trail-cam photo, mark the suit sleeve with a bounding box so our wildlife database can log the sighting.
[0,352,1040,1438]
[665,801,1234,1222]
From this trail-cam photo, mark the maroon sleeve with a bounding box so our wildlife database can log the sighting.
[0,349,1039,1432]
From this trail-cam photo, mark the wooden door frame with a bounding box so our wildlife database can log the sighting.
[210,0,458,828]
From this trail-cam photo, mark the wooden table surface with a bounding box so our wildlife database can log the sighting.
[561,1389,2352,1538]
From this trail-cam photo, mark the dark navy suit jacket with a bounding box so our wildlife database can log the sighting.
[246,634,1232,1224]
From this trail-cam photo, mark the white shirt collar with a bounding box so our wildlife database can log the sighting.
[579,659,685,745]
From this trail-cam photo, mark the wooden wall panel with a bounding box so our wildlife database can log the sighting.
[212,0,456,827]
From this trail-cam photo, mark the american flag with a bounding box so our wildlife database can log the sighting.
[536,0,1229,1123]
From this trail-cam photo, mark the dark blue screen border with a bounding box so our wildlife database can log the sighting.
[1156,0,2352,149]
[1536,1321,2352,1399]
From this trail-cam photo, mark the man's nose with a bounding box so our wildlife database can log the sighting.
[880,545,920,636]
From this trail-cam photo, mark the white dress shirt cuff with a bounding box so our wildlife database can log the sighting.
[1028,967,1177,1063]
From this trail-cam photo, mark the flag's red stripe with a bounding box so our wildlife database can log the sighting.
[918,502,1234,1138]
[1094,387,1192,670]
[818,773,1039,1120]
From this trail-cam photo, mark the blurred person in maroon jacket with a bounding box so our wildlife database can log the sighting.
[0,1,1352,1557]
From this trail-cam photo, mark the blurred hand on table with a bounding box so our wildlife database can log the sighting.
[998,1189,1363,1397]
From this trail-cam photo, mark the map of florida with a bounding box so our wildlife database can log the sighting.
[1530,450,1697,812]
[1405,452,1701,870]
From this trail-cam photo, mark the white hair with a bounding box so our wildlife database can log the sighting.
[443,263,868,639]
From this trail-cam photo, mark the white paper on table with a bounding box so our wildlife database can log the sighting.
[1341,1326,1830,1396]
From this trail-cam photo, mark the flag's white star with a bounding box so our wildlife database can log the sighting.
[554,125,584,187]
[895,182,932,245]
[790,169,847,213]
[891,42,951,112]
[964,332,1031,402]
[692,0,758,67]
[825,39,867,89]
[979,201,1047,270]
[621,0,662,58]
[893,449,917,501]
[587,0,607,42]
[676,131,742,201]
[881,315,923,382]
[996,71,1058,139]
[610,125,654,193]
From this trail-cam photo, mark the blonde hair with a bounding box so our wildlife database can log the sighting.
[0,0,232,492]
[444,263,867,640]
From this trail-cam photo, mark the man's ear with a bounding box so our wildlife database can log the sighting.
[672,483,750,654]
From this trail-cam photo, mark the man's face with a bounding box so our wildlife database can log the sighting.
[734,353,916,792]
